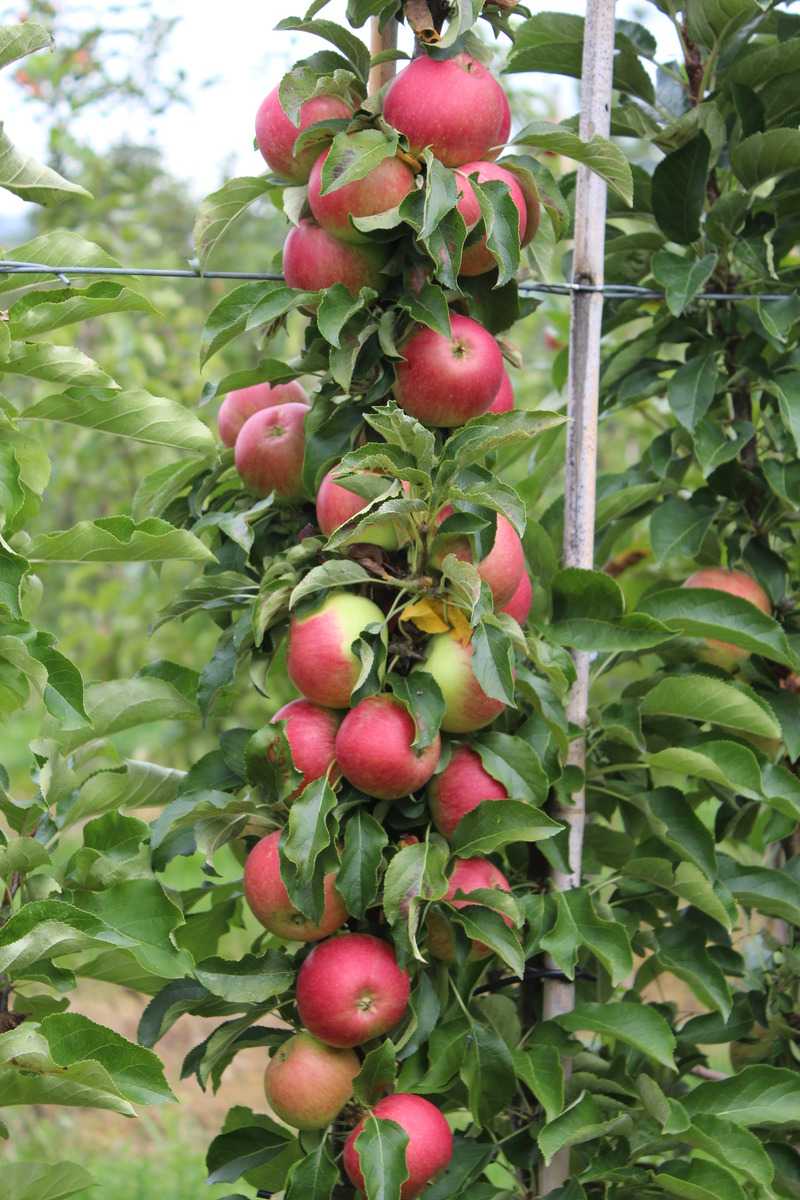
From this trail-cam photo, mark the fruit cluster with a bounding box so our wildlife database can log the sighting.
[216,45,541,1200]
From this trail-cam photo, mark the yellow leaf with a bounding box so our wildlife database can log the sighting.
[400,598,450,635]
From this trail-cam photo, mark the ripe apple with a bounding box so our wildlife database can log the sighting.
[271,698,340,799]
[428,745,508,839]
[288,590,386,708]
[264,1031,359,1130]
[428,856,512,961]
[297,932,410,1047]
[431,509,525,607]
[455,161,528,275]
[256,86,352,183]
[234,402,307,499]
[308,145,415,244]
[394,314,504,427]
[488,370,514,414]
[344,1093,453,1200]
[316,467,408,549]
[500,571,533,624]
[682,567,771,669]
[283,219,387,296]
[335,694,441,800]
[416,634,505,733]
[218,381,308,448]
[243,830,347,941]
[383,53,510,167]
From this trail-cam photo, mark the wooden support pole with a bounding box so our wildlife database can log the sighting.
[538,0,616,1193]
[368,13,398,95]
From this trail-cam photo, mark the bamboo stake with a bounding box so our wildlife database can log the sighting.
[368,13,398,95]
[538,1,617,1194]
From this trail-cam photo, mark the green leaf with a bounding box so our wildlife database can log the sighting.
[472,620,515,706]
[638,587,797,668]
[624,858,735,929]
[461,1021,516,1128]
[685,1114,775,1189]
[337,809,388,919]
[206,1122,293,1185]
[53,677,196,754]
[2,342,114,387]
[282,777,338,920]
[513,1045,564,1123]
[652,133,710,244]
[772,373,800,457]
[451,799,562,858]
[471,177,521,287]
[641,675,781,740]
[27,517,214,564]
[540,888,633,986]
[512,119,633,206]
[9,282,155,338]
[654,1158,747,1200]
[397,283,451,340]
[650,497,717,562]
[382,838,448,958]
[388,671,444,752]
[538,1091,632,1165]
[732,128,800,188]
[651,250,718,317]
[194,175,273,267]
[354,1039,397,1106]
[441,409,565,475]
[685,0,759,47]
[557,1001,676,1069]
[449,906,525,978]
[656,926,732,1017]
[276,17,371,83]
[668,354,718,432]
[290,560,372,608]
[0,21,51,69]
[24,385,214,452]
[41,1012,174,1105]
[194,951,294,1004]
[642,787,719,877]
[720,859,800,925]
[365,403,437,474]
[472,733,549,807]
[0,1023,135,1116]
[3,1161,94,1200]
[317,283,373,347]
[354,1116,410,1200]
[0,124,91,205]
[645,741,763,799]
[0,231,127,297]
[285,1140,339,1200]
[684,1065,800,1126]
[320,128,399,196]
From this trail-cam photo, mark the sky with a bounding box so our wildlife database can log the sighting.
[0,1,679,228]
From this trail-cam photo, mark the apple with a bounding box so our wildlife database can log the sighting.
[500,571,533,624]
[271,698,340,799]
[256,86,352,183]
[288,590,387,708]
[234,402,307,499]
[297,932,410,1047]
[316,466,408,549]
[394,314,504,427]
[682,567,771,669]
[488,370,514,414]
[308,145,416,244]
[283,219,387,296]
[428,856,512,961]
[455,161,528,275]
[218,381,308,448]
[344,1093,453,1200]
[244,830,347,941]
[335,694,441,800]
[416,634,505,733]
[428,745,508,839]
[383,53,510,167]
[264,1031,359,1130]
[431,509,524,607]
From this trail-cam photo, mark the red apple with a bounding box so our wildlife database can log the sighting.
[288,591,386,708]
[335,695,441,800]
[500,571,533,624]
[394,314,504,428]
[218,381,308,448]
[344,1093,453,1200]
[283,219,387,296]
[383,53,510,167]
[244,830,347,941]
[488,370,514,414]
[316,467,408,549]
[455,161,528,275]
[264,1031,359,1130]
[297,932,410,1047]
[234,402,307,499]
[308,145,415,244]
[272,698,340,798]
[428,856,512,961]
[431,509,525,607]
[256,86,352,183]
[682,567,771,669]
[428,745,508,839]
[416,635,505,733]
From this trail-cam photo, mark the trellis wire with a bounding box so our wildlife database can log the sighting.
[0,259,795,302]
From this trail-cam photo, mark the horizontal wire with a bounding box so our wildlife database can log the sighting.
[0,259,796,302]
